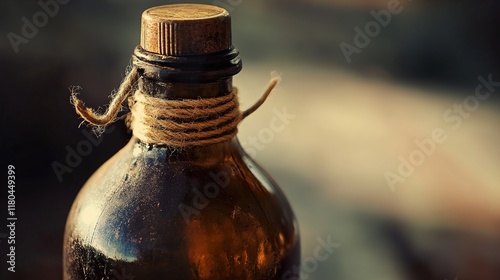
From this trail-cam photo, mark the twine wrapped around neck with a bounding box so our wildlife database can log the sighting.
[71,67,280,148]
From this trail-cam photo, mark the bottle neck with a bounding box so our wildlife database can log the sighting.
[132,77,237,154]
[138,77,233,99]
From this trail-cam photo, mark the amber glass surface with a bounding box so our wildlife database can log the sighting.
[63,113,300,279]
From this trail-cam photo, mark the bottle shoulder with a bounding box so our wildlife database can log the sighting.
[71,138,297,228]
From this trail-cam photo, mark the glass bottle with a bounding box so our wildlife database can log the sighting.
[63,4,300,280]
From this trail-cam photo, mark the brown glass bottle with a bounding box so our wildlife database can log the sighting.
[63,4,300,280]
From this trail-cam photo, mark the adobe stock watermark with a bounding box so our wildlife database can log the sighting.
[339,0,411,64]
[212,0,243,12]
[385,74,499,191]
[240,106,296,158]
[282,235,340,280]
[7,0,72,54]
[51,125,116,183]
[178,169,231,223]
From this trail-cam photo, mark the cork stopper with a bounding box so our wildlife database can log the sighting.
[140,4,231,56]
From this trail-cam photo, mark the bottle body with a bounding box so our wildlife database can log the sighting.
[63,137,300,280]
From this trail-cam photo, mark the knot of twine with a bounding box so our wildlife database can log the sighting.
[71,67,281,148]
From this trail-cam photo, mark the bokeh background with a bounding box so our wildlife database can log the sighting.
[1,0,500,279]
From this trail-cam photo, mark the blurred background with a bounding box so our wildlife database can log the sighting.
[1,0,500,279]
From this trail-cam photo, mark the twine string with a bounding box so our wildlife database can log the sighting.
[241,77,279,119]
[71,66,280,147]
[71,67,140,127]
[128,89,242,146]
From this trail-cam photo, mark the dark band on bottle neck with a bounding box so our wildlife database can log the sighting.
[132,46,242,83]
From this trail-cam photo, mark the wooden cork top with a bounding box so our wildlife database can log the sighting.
[140,4,231,56]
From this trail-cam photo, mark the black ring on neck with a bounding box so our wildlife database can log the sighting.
[132,46,242,83]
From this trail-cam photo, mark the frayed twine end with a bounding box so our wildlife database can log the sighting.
[69,87,108,136]
[69,67,140,136]
[241,72,282,119]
